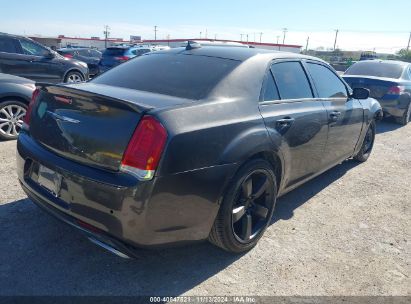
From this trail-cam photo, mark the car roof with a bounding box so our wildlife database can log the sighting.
[356,59,410,66]
[153,46,321,63]
[58,47,96,51]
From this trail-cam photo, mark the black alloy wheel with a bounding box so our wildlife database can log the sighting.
[209,159,277,253]
[232,170,273,243]
[354,120,375,162]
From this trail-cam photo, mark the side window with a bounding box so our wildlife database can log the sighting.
[19,39,48,56]
[91,50,101,57]
[79,49,90,57]
[306,63,348,98]
[0,37,19,54]
[263,72,280,101]
[270,61,313,99]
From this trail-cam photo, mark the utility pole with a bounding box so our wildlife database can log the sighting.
[154,25,158,41]
[276,35,280,50]
[259,32,263,43]
[103,25,110,48]
[214,34,217,41]
[205,29,208,39]
[246,34,249,43]
[240,34,244,42]
[200,32,202,39]
[407,32,411,51]
[333,29,339,51]
[305,36,310,53]
[282,28,288,44]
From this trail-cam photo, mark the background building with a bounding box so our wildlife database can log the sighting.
[29,35,302,53]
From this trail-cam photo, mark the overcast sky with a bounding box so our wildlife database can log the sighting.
[1,0,410,53]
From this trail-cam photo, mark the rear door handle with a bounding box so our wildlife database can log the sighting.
[275,117,295,132]
[329,111,341,122]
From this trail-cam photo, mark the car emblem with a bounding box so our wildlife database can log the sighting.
[47,111,80,123]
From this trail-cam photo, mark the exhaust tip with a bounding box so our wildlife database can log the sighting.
[88,237,131,259]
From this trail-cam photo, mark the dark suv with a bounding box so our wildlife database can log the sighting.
[0,33,89,83]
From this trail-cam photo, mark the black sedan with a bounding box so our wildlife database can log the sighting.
[17,45,382,256]
[57,48,101,76]
[0,73,34,140]
[343,60,411,125]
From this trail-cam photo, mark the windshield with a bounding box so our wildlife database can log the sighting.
[92,53,240,99]
[345,61,404,79]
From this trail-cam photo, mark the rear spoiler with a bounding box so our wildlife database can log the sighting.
[35,82,153,114]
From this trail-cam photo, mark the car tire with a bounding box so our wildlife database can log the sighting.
[0,100,27,140]
[64,71,84,83]
[395,102,411,126]
[353,120,376,162]
[209,159,277,253]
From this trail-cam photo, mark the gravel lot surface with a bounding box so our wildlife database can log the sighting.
[0,121,409,296]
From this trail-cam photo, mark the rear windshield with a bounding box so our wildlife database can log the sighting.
[345,62,404,79]
[103,48,126,56]
[92,54,240,99]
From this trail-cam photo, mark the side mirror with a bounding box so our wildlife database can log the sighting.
[351,87,369,100]
[44,51,55,59]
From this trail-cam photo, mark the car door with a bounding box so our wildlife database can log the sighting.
[258,60,329,189]
[18,38,61,82]
[0,36,31,77]
[304,61,364,169]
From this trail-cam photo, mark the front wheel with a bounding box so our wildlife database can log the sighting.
[209,159,277,253]
[64,71,84,83]
[353,120,376,162]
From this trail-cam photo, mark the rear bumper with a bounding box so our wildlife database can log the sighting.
[378,96,410,118]
[17,132,235,248]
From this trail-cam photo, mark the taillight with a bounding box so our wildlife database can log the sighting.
[120,115,167,180]
[63,54,73,59]
[114,56,130,61]
[386,86,404,95]
[23,88,40,128]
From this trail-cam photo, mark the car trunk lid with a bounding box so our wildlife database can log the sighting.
[28,83,188,171]
[343,75,399,99]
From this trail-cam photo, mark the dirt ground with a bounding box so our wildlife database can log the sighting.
[0,121,409,296]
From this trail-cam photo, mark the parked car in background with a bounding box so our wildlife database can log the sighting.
[360,51,378,61]
[17,46,381,257]
[57,47,101,76]
[99,45,152,72]
[0,33,89,83]
[0,73,34,140]
[343,60,411,125]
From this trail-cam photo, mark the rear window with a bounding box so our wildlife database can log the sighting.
[103,48,126,56]
[345,62,404,79]
[92,54,240,99]
[0,37,19,53]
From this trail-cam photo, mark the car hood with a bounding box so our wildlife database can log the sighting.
[0,73,34,85]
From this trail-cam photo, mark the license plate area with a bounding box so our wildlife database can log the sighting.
[33,164,63,197]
